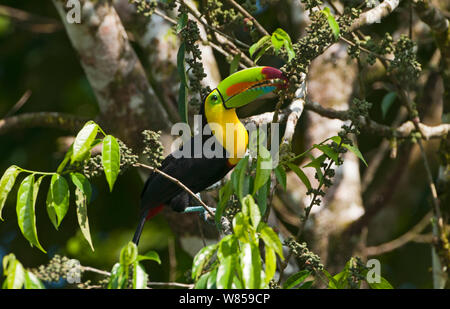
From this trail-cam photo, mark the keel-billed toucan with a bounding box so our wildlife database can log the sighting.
[132,66,286,245]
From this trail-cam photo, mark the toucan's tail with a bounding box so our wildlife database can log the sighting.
[132,215,147,245]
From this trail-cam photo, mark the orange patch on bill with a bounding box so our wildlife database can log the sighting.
[225,81,257,97]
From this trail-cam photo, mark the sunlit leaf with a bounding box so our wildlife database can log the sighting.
[120,241,138,266]
[217,255,235,289]
[240,242,262,289]
[242,195,261,228]
[218,235,238,261]
[137,250,161,264]
[102,135,120,192]
[194,272,210,289]
[75,186,94,251]
[5,259,25,289]
[0,166,20,220]
[71,121,98,163]
[232,212,248,242]
[24,271,45,289]
[46,174,70,230]
[253,146,272,195]
[264,246,276,284]
[231,156,249,201]
[259,222,283,259]
[16,174,46,253]
[322,7,340,40]
[70,173,92,203]
[249,35,271,57]
[132,262,148,289]
[192,244,218,280]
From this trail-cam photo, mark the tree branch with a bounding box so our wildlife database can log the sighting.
[349,0,403,32]
[0,112,88,135]
[365,212,433,256]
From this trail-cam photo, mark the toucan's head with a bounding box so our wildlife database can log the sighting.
[204,66,287,110]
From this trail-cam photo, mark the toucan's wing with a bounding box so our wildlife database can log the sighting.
[139,135,231,215]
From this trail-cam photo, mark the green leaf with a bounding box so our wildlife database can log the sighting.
[286,162,312,191]
[264,246,276,284]
[255,180,269,216]
[274,165,287,191]
[229,53,241,75]
[176,12,188,34]
[71,121,98,163]
[120,241,138,266]
[70,173,92,203]
[240,242,262,289]
[46,174,70,230]
[192,244,218,280]
[271,28,295,61]
[322,7,340,40]
[5,259,25,289]
[232,212,248,242]
[207,267,218,289]
[283,270,310,289]
[314,144,339,164]
[298,280,314,289]
[381,92,397,119]
[343,143,368,167]
[136,250,161,264]
[218,235,238,261]
[216,180,233,230]
[108,263,126,289]
[249,35,271,57]
[75,186,94,251]
[16,174,46,253]
[322,269,339,289]
[194,272,210,289]
[253,146,272,195]
[132,262,148,289]
[303,154,326,183]
[368,276,394,289]
[24,271,45,289]
[231,156,249,201]
[254,44,271,63]
[271,31,284,51]
[102,135,121,192]
[259,222,283,259]
[217,255,235,289]
[0,166,21,220]
[242,195,261,228]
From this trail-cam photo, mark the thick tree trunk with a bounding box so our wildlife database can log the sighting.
[53,0,171,149]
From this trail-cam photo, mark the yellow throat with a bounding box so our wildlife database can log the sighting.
[204,100,248,166]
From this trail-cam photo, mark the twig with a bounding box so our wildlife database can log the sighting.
[0,5,62,33]
[4,90,32,118]
[226,0,270,36]
[81,265,194,288]
[134,162,215,217]
[365,212,433,256]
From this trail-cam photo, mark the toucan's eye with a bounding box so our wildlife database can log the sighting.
[211,95,218,101]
